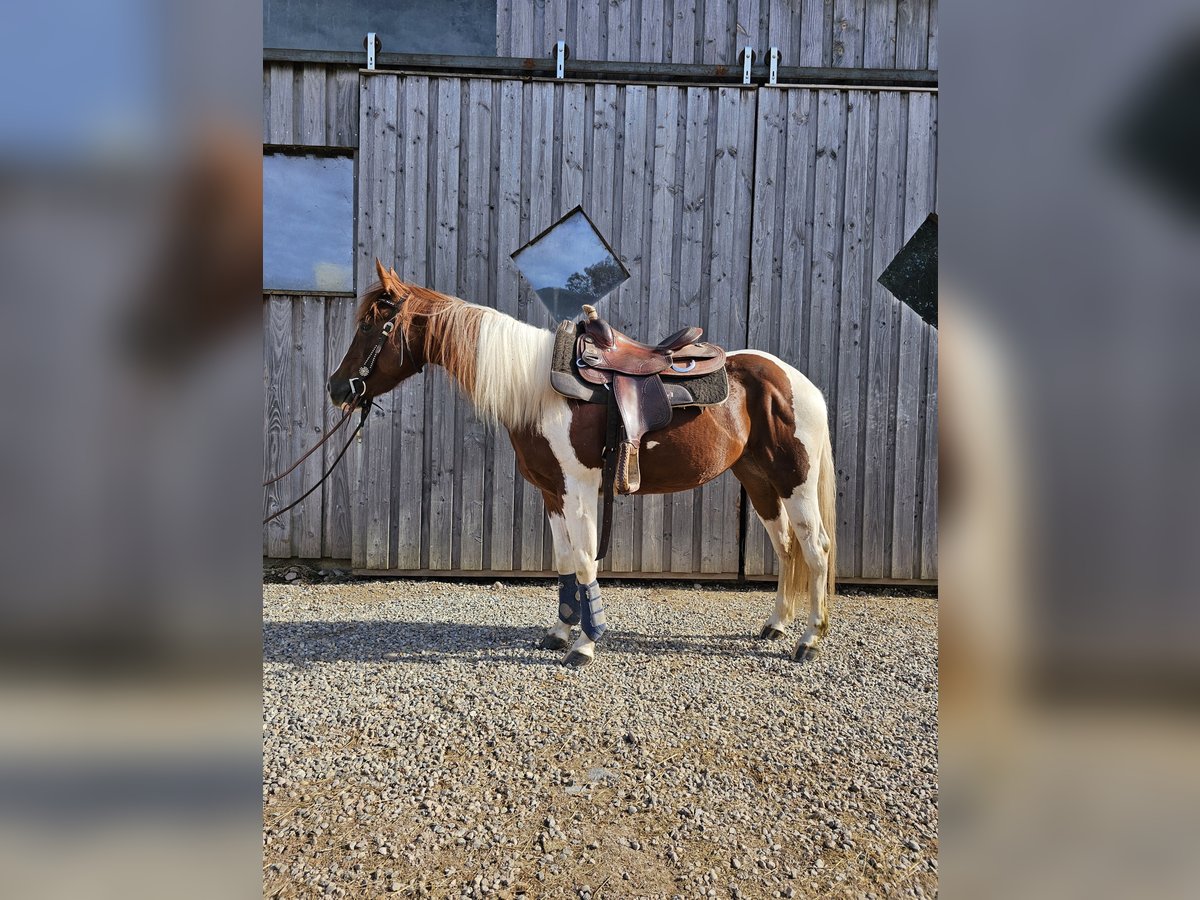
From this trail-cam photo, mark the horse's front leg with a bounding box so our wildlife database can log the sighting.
[558,472,605,668]
[537,511,579,651]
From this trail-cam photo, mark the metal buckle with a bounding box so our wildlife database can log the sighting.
[671,359,697,373]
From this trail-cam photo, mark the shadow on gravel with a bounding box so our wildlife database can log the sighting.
[262,620,784,667]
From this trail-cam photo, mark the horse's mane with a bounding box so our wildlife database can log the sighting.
[356,279,556,430]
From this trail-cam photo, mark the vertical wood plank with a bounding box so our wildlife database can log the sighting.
[496,0,513,56]
[891,90,934,578]
[362,75,398,570]
[861,91,903,578]
[670,0,697,63]
[765,1,794,66]
[834,91,870,577]
[267,65,294,144]
[560,83,586,212]
[780,90,815,371]
[640,0,665,63]
[744,88,784,576]
[699,88,741,574]
[577,2,601,59]
[427,78,463,570]
[891,305,923,578]
[920,332,938,578]
[808,90,846,406]
[832,0,865,67]
[588,81,630,573]
[459,79,493,570]
[330,69,359,146]
[263,299,293,557]
[725,88,758,574]
[291,296,326,557]
[640,86,680,572]
[490,80,524,571]
[298,66,327,145]
[702,0,732,64]
[864,0,897,68]
[607,0,632,61]
[927,0,938,69]
[669,87,709,572]
[322,297,354,559]
[393,76,430,570]
[896,0,929,69]
[520,82,556,571]
[798,0,828,66]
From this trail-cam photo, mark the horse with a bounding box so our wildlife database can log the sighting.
[328,261,836,668]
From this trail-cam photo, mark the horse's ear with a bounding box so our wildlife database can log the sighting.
[375,258,400,294]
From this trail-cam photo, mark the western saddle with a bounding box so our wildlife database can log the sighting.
[573,305,727,558]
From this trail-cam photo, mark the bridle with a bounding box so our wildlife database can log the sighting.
[346,293,422,403]
[263,289,419,525]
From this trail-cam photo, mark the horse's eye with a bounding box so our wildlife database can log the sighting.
[359,321,372,334]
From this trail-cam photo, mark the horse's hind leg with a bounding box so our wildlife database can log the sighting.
[756,507,798,641]
[782,489,831,662]
[734,465,802,641]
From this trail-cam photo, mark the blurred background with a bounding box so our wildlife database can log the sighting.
[0,1,261,897]
[941,1,1200,897]
[0,0,1198,896]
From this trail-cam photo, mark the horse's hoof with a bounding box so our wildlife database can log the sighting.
[537,633,571,651]
[562,651,593,669]
[792,643,819,663]
[759,624,786,641]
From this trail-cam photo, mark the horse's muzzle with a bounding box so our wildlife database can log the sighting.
[327,376,355,407]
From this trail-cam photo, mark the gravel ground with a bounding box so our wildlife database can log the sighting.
[263,573,937,899]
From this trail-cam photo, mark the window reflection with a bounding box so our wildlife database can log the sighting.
[512,208,630,320]
[264,0,498,56]
[263,153,354,293]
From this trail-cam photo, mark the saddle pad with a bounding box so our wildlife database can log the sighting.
[549,320,729,407]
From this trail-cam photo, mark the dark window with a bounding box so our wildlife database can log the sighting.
[264,0,498,56]
[263,152,354,293]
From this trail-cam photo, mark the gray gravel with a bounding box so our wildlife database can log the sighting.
[264,577,937,899]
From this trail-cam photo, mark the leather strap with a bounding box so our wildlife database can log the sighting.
[595,389,620,561]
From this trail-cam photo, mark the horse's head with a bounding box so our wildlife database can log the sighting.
[327,260,423,409]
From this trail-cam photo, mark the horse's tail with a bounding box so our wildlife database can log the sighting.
[819,429,837,600]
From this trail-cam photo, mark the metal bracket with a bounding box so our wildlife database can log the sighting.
[365,32,377,70]
[768,47,780,85]
[555,40,567,79]
[741,46,754,85]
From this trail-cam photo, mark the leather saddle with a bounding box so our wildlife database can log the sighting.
[574,304,726,497]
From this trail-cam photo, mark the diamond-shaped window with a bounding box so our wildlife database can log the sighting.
[878,212,937,327]
[512,207,629,320]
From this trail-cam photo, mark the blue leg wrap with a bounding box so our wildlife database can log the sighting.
[578,579,607,642]
[557,574,580,625]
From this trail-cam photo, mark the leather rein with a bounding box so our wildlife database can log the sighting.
[263,292,418,525]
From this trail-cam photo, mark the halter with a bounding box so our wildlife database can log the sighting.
[346,291,422,401]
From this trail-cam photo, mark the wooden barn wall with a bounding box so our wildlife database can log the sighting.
[497,0,938,71]
[353,74,756,575]
[263,62,359,147]
[261,65,940,582]
[744,88,938,581]
[262,61,359,560]
[263,295,359,560]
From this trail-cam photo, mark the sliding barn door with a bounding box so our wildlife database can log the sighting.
[352,74,756,575]
[744,88,939,581]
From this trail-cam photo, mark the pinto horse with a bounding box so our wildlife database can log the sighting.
[329,262,836,667]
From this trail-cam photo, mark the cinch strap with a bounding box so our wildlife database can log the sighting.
[578,579,607,642]
[557,574,580,625]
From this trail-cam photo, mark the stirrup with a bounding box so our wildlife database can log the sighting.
[616,441,641,494]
